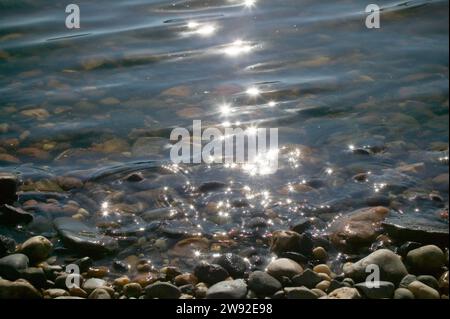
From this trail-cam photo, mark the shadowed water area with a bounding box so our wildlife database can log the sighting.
[0,0,448,279]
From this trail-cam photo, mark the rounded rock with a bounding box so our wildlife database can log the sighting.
[248,271,282,297]
[394,288,415,299]
[123,283,142,298]
[267,258,303,280]
[19,236,53,263]
[145,282,181,299]
[206,279,248,299]
[406,245,445,274]
[408,281,440,299]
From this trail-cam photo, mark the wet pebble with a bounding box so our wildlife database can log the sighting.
[266,258,303,280]
[19,236,53,263]
[343,249,408,285]
[82,278,107,294]
[194,262,229,286]
[328,287,361,299]
[406,245,445,274]
[44,288,69,298]
[270,230,313,256]
[206,279,248,299]
[0,253,29,280]
[89,288,111,299]
[394,288,415,299]
[408,281,440,299]
[0,278,42,299]
[354,281,395,299]
[248,271,282,297]
[145,282,181,299]
[0,235,16,257]
[292,269,323,289]
[285,286,318,299]
[213,253,248,279]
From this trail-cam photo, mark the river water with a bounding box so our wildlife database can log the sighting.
[1,0,448,274]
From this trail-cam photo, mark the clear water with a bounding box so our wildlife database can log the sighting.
[1,0,448,273]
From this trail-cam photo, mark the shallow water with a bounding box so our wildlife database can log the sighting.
[1,0,449,273]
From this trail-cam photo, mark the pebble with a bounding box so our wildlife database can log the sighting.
[69,286,88,298]
[0,278,42,299]
[343,249,408,285]
[206,279,248,299]
[87,266,109,278]
[0,235,16,257]
[113,276,131,288]
[248,271,282,297]
[329,206,390,252]
[292,269,323,288]
[0,253,29,280]
[19,236,53,263]
[408,281,440,299]
[145,282,181,299]
[123,283,142,298]
[313,264,332,277]
[44,289,69,298]
[399,274,417,288]
[417,275,440,291]
[20,108,49,120]
[271,230,313,256]
[406,245,445,274]
[89,288,112,299]
[54,217,119,257]
[285,286,318,299]
[267,258,303,280]
[0,173,18,205]
[354,281,395,299]
[311,288,327,298]
[174,273,198,286]
[195,283,208,299]
[312,247,328,261]
[194,262,229,285]
[0,204,33,225]
[316,280,331,291]
[394,288,415,299]
[213,253,248,278]
[20,267,47,288]
[82,278,107,293]
[328,287,361,299]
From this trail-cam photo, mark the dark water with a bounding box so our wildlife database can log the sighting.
[1,0,449,273]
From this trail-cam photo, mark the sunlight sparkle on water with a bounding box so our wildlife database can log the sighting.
[220,103,233,116]
[243,0,257,8]
[246,87,260,97]
[224,40,253,57]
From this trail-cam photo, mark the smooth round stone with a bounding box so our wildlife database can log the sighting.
[248,271,282,297]
[408,281,440,299]
[399,274,417,289]
[113,276,130,288]
[0,235,16,257]
[194,262,229,285]
[328,287,361,299]
[266,258,303,279]
[406,245,445,274]
[82,278,107,293]
[343,249,408,285]
[206,279,248,299]
[417,275,440,291]
[311,288,327,298]
[19,236,53,263]
[285,286,318,299]
[394,288,415,299]
[354,281,395,299]
[195,283,208,299]
[312,247,328,261]
[0,254,29,280]
[213,253,248,278]
[316,280,331,291]
[89,288,111,299]
[69,286,88,298]
[313,264,332,276]
[44,288,69,298]
[123,283,142,298]
[145,282,181,299]
[0,278,42,299]
[292,269,323,288]
[20,267,47,288]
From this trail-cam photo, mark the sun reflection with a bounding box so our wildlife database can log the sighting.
[224,40,253,57]
[219,103,233,116]
[246,87,261,97]
[268,101,277,107]
[243,0,257,8]
[185,21,217,37]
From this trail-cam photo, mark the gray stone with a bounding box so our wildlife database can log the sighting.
[394,288,415,299]
[89,288,111,299]
[343,249,408,285]
[266,258,303,280]
[285,286,318,299]
[406,245,445,274]
[248,271,282,297]
[123,283,142,298]
[20,267,47,288]
[354,281,395,299]
[54,217,118,257]
[0,253,29,280]
[44,288,69,298]
[0,204,33,225]
[292,269,322,288]
[0,235,16,257]
[206,279,248,299]
[145,282,181,299]
[82,278,107,293]
[194,262,229,285]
